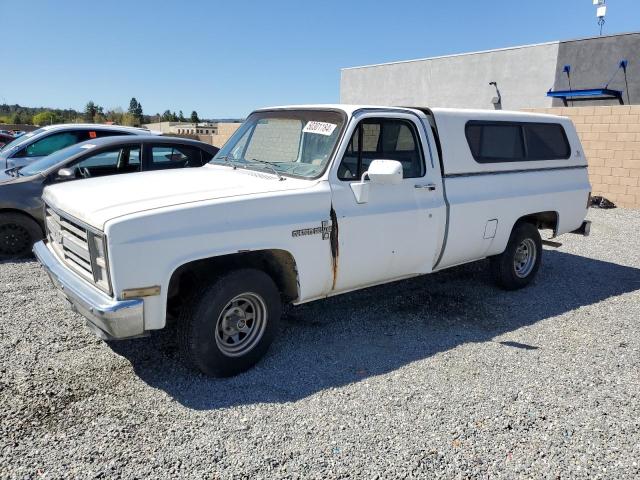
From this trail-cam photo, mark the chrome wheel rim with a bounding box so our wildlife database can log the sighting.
[214,292,267,357]
[0,223,30,256]
[513,238,537,278]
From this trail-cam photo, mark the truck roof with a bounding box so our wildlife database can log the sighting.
[256,104,581,176]
[256,104,568,121]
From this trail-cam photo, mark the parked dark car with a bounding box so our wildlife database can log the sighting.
[0,133,13,148]
[0,123,161,169]
[0,135,219,260]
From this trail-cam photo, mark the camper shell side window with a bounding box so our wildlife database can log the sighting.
[465,121,571,163]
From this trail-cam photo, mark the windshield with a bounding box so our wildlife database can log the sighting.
[0,128,46,153]
[211,110,345,179]
[18,142,94,176]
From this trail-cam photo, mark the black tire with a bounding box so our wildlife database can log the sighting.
[490,222,542,290]
[0,213,43,261]
[178,268,281,377]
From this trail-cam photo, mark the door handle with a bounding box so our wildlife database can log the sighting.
[415,183,436,191]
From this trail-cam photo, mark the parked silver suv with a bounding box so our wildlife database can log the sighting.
[0,124,159,169]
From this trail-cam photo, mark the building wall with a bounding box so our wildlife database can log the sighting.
[341,42,559,110]
[143,121,242,147]
[341,33,640,111]
[522,105,640,208]
[197,123,242,148]
[553,33,640,106]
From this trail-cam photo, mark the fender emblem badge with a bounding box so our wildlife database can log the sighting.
[292,220,332,240]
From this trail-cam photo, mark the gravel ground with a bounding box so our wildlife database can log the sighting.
[1,208,639,479]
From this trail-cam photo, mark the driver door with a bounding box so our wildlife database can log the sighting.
[328,112,445,293]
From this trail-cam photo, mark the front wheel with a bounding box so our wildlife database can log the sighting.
[0,213,43,261]
[178,269,281,377]
[490,222,542,290]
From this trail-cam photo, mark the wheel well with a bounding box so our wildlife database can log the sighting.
[517,211,559,235]
[167,249,299,316]
[0,208,45,235]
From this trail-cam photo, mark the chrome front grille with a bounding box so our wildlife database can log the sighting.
[45,205,111,295]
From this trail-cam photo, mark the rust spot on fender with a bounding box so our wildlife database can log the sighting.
[329,205,339,290]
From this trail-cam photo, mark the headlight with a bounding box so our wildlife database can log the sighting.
[88,232,111,294]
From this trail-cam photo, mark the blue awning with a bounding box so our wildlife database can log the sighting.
[546,88,623,104]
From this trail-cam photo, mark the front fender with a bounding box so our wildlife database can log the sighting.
[104,185,334,330]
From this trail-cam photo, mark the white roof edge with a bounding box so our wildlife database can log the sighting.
[429,107,568,119]
[41,123,150,130]
[341,31,640,71]
[341,41,560,71]
[252,104,568,119]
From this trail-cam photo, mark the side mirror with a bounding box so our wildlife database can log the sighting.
[367,159,404,185]
[350,159,403,204]
[56,168,75,180]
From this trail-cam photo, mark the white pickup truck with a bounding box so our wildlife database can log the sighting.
[34,105,591,376]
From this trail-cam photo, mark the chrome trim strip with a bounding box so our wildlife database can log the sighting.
[444,165,587,178]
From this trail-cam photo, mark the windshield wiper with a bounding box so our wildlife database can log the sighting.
[247,159,285,181]
[214,155,286,181]
[214,154,242,170]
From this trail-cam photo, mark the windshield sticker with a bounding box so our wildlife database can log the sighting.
[80,144,97,149]
[303,121,337,136]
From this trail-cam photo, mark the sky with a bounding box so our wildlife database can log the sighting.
[1,0,639,118]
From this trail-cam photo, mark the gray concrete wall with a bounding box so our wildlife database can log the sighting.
[341,32,640,110]
[341,43,559,110]
[552,33,640,106]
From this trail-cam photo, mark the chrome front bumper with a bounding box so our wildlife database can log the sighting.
[33,241,145,340]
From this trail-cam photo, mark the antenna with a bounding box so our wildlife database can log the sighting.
[593,0,607,35]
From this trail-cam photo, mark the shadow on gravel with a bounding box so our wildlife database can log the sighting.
[109,250,640,410]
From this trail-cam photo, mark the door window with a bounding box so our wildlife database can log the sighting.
[73,146,141,177]
[19,131,84,158]
[149,144,203,170]
[338,119,425,180]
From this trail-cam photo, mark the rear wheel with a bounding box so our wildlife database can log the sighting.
[0,213,43,261]
[490,222,542,290]
[178,268,281,377]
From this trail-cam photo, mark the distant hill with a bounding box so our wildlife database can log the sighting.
[0,104,244,126]
[0,104,82,124]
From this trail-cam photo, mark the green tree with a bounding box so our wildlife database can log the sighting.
[178,110,186,122]
[161,110,173,121]
[32,111,61,125]
[190,111,199,123]
[127,97,143,125]
[135,101,143,123]
[128,98,139,115]
[105,107,124,125]
[84,101,100,122]
[121,112,137,126]
[10,112,24,124]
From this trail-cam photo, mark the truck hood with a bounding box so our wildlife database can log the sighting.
[43,164,315,229]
